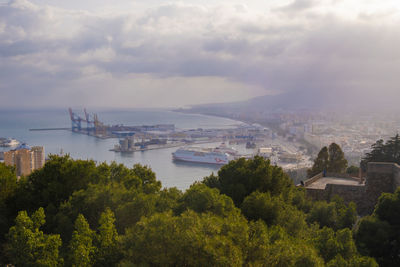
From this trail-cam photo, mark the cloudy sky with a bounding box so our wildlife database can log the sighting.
[0,0,399,108]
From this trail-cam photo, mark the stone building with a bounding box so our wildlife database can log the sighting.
[4,144,45,176]
[303,162,400,215]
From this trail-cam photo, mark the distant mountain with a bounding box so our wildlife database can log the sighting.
[185,90,332,115]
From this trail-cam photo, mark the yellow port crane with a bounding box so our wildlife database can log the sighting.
[93,113,107,136]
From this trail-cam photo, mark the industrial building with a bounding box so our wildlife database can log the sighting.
[4,144,45,176]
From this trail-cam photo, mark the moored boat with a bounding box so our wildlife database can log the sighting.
[172,147,234,165]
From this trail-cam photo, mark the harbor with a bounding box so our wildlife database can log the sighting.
[27,108,313,169]
[1,108,313,187]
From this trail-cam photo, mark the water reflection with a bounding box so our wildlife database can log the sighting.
[172,160,222,171]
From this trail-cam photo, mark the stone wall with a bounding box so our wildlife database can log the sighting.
[304,172,323,186]
[305,188,327,201]
[363,162,400,214]
[393,164,400,191]
[306,184,366,214]
[305,162,400,215]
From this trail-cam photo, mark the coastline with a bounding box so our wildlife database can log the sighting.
[171,108,250,128]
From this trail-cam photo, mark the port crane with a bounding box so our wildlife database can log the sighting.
[68,108,85,131]
[84,108,96,133]
[68,108,173,138]
[69,108,104,134]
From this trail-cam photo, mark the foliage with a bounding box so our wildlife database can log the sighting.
[356,188,400,266]
[0,154,383,266]
[328,143,348,173]
[266,239,324,267]
[94,208,122,266]
[307,196,357,230]
[0,163,17,246]
[308,143,348,177]
[0,163,17,203]
[308,146,329,177]
[175,183,238,217]
[68,214,95,267]
[347,165,360,176]
[361,134,400,171]
[122,211,248,266]
[5,208,63,266]
[241,191,308,237]
[203,156,293,206]
[312,227,377,265]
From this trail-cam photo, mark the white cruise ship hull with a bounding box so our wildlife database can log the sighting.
[172,149,231,165]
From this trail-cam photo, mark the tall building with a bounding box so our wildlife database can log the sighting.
[32,146,45,170]
[4,144,45,176]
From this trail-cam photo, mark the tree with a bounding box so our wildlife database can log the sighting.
[5,208,63,266]
[203,156,293,206]
[356,188,400,266]
[362,134,400,171]
[307,196,356,230]
[241,192,283,225]
[68,214,95,267]
[308,143,348,177]
[327,143,348,173]
[0,163,17,246]
[313,227,356,263]
[94,208,122,266]
[266,240,324,267]
[122,211,248,266]
[0,163,17,203]
[347,165,360,176]
[241,191,308,237]
[308,146,329,177]
[175,183,238,217]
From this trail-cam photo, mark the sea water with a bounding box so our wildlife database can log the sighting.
[0,108,242,189]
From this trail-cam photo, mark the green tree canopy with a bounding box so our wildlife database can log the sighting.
[5,207,63,266]
[361,134,400,171]
[307,196,357,230]
[122,211,248,266]
[241,191,308,237]
[0,155,382,266]
[356,188,400,266]
[203,156,293,206]
[0,163,18,245]
[346,165,360,176]
[308,146,329,177]
[327,143,348,173]
[94,208,122,266]
[308,143,348,177]
[175,183,238,217]
[68,214,95,267]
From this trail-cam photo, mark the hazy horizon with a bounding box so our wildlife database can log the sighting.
[1,0,400,110]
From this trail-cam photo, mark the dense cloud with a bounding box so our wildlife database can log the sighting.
[0,0,400,108]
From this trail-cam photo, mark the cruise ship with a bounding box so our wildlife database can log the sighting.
[0,138,20,147]
[172,146,234,165]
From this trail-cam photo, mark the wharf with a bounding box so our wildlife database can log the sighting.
[111,142,185,152]
[111,139,222,153]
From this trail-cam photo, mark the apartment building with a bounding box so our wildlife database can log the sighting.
[4,144,45,176]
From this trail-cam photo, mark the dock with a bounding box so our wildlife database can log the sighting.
[111,139,222,153]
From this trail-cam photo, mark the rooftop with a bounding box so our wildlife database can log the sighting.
[306,177,363,189]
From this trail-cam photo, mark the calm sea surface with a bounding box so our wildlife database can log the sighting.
[0,109,242,190]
